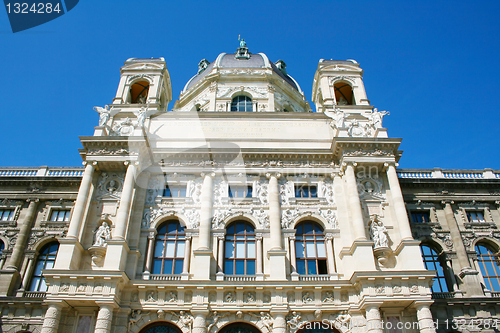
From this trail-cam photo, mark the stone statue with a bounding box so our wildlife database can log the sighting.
[171,311,193,331]
[93,222,111,247]
[135,105,148,128]
[246,292,255,302]
[225,292,235,302]
[249,312,273,332]
[370,216,389,248]
[207,311,229,332]
[323,291,334,303]
[94,105,111,126]
[302,292,313,303]
[239,38,247,48]
[370,108,390,129]
[168,291,177,302]
[287,311,302,330]
[129,310,146,330]
[334,311,352,328]
[337,96,348,105]
[146,291,156,302]
[136,93,147,104]
[335,110,347,128]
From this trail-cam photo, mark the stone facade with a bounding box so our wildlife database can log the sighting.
[0,43,498,333]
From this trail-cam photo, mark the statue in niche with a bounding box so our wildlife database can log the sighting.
[146,291,156,302]
[337,96,348,105]
[168,291,177,302]
[370,108,390,129]
[94,105,111,126]
[370,216,389,248]
[136,93,147,104]
[93,222,111,247]
[106,180,118,193]
[302,292,313,303]
[323,291,334,303]
[225,292,235,302]
[246,292,255,302]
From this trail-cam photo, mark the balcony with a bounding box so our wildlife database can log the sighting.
[224,275,256,282]
[432,292,456,299]
[299,275,331,282]
[149,274,182,281]
[23,291,46,299]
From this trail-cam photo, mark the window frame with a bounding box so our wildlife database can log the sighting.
[163,184,187,198]
[420,244,451,293]
[411,211,431,223]
[295,221,328,275]
[152,220,186,275]
[228,185,253,199]
[294,184,318,199]
[475,243,500,292]
[28,242,59,292]
[0,208,15,221]
[224,221,256,275]
[230,95,253,112]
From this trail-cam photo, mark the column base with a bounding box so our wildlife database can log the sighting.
[181,272,190,281]
[216,272,224,281]
[103,240,130,271]
[267,250,287,281]
[256,273,264,281]
[54,238,85,270]
[291,272,299,281]
[192,249,213,280]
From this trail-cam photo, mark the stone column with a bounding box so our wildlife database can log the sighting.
[182,235,192,275]
[256,233,263,279]
[67,162,95,239]
[325,233,336,274]
[41,302,63,333]
[416,303,436,333]
[7,199,39,270]
[344,163,366,240]
[144,232,156,275]
[365,305,383,333]
[289,236,297,274]
[114,161,137,240]
[20,254,35,290]
[442,201,483,296]
[271,312,287,333]
[217,235,224,273]
[198,173,214,250]
[95,304,114,333]
[268,174,282,250]
[192,310,208,333]
[385,163,413,240]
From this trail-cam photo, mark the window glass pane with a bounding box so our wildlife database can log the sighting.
[167,222,177,233]
[295,242,305,258]
[304,223,313,234]
[154,241,165,257]
[318,259,328,274]
[246,260,255,275]
[235,223,245,234]
[34,261,45,275]
[302,187,309,197]
[490,277,500,291]
[179,187,186,197]
[235,242,246,258]
[176,242,185,257]
[165,242,176,257]
[247,242,256,258]
[164,187,171,197]
[235,260,245,275]
[225,260,234,274]
[39,279,48,292]
[45,261,54,269]
[174,259,184,274]
[310,186,317,197]
[29,277,41,292]
[163,259,173,274]
[225,242,235,259]
[297,260,306,275]
[316,243,326,257]
[57,211,64,221]
[305,242,316,258]
[152,260,162,274]
[50,211,57,221]
[307,260,317,275]
[247,186,252,197]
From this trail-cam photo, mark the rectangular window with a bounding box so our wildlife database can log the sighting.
[467,211,485,223]
[411,211,430,223]
[163,185,186,197]
[229,185,252,198]
[49,209,70,222]
[0,209,14,221]
[295,185,318,198]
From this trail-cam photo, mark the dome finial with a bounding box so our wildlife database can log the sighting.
[236,36,250,60]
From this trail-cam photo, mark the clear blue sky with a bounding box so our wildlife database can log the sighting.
[1,0,499,169]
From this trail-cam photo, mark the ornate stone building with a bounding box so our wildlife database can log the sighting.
[0,41,499,333]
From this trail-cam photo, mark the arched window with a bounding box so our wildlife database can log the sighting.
[130,80,149,104]
[141,322,182,333]
[475,243,500,291]
[224,221,255,275]
[29,242,59,292]
[0,240,4,254]
[334,82,354,105]
[420,245,451,293]
[153,221,185,275]
[231,95,253,112]
[295,221,328,275]
[218,323,261,333]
